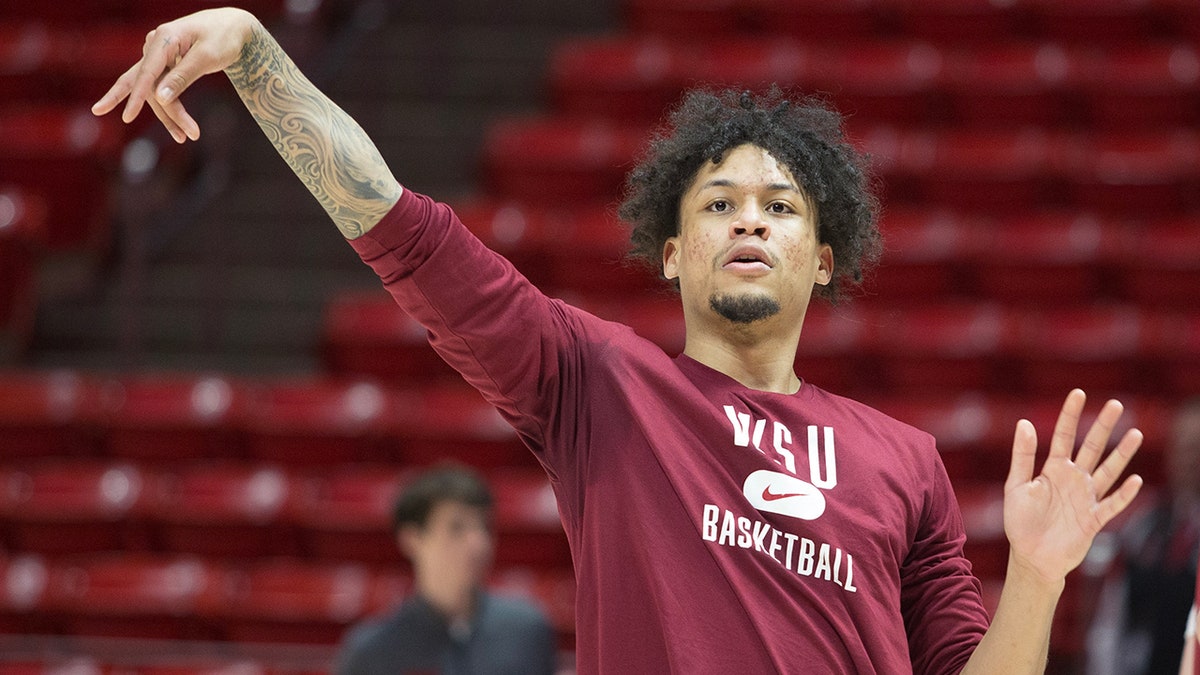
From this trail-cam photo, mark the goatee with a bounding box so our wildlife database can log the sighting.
[710,293,780,324]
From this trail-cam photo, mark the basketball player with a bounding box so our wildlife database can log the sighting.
[92,8,1145,673]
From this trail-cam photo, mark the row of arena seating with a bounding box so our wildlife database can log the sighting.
[0,659,323,675]
[0,369,1177,484]
[323,291,1200,397]
[0,460,566,566]
[447,200,1200,303]
[621,0,1200,43]
[482,119,1200,211]
[548,38,1200,128]
[0,551,575,646]
[0,373,523,466]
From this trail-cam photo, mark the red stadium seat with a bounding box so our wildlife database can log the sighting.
[212,559,372,644]
[1065,130,1200,214]
[240,378,410,465]
[1077,44,1200,129]
[294,465,409,564]
[548,37,688,123]
[807,43,945,126]
[99,374,249,464]
[130,661,269,675]
[741,0,887,41]
[0,106,122,251]
[1026,0,1162,43]
[386,384,528,468]
[319,290,459,383]
[953,482,1007,577]
[1145,312,1200,398]
[1119,216,1200,307]
[869,393,1017,481]
[898,128,1066,209]
[145,463,303,559]
[541,208,658,293]
[0,461,148,554]
[0,1,132,25]
[452,201,655,293]
[941,44,1081,127]
[866,303,1015,393]
[490,469,571,568]
[869,208,979,299]
[0,554,53,635]
[0,370,105,459]
[1012,305,1145,394]
[43,554,224,641]
[893,0,1034,43]
[792,304,871,393]
[481,117,648,204]
[968,211,1124,304]
[0,188,46,356]
[621,0,745,36]
[0,658,111,675]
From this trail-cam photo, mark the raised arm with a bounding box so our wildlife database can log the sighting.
[91,8,400,238]
[962,390,1144,674]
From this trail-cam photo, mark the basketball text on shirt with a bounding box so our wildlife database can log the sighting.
[699,404,857,593]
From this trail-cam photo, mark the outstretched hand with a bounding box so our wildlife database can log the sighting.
[90,8,257,143]
[1004,389,1144,585]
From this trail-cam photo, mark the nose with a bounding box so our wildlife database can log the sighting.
[730,206,770,240]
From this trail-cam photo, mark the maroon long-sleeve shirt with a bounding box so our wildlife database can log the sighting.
[349,188,989,674]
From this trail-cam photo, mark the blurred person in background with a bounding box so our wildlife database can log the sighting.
[334,464,557,675]
[1088,399,1200,675]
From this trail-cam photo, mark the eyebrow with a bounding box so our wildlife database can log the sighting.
[697,179,802,193]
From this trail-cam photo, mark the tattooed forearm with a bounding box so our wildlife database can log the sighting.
[225,23,401,239]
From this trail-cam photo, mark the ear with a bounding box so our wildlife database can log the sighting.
[662,236,681,281]
[814,244,833,286]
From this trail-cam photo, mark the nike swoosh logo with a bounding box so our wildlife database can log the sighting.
[761,485,806,502]
[743,469,826,520]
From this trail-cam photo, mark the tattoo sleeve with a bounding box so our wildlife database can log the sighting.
[225,23,401,239]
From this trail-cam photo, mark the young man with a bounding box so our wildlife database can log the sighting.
[93,8,1146,673]
[335,465,556,675]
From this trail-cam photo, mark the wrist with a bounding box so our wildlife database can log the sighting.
[1005,552,1067,597]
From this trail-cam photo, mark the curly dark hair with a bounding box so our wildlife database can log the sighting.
[618,87,882,303]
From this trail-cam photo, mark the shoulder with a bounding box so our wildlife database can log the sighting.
[482,592,553,628]
[339,610,406,655]
[806,384,937,449]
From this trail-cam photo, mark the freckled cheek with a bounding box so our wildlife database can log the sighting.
[681,232,720,265]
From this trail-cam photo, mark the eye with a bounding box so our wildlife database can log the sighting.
[707,199,731,213]
[766,202,794,214]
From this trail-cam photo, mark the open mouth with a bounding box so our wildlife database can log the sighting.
[722,246,772,271]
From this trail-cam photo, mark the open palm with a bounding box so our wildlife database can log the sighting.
[1004,390,1144,582]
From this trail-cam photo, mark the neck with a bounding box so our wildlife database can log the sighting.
[416,578,477,624]
[683,324,803,394]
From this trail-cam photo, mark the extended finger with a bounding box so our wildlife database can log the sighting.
[160,95,200,141]
[1005,419,1038,493]
[92,62,142,116]
[1092,427,1143,497]
[147,94,187,144]
[1049,389,1086,460]
[1092,473,1144,532]
[123,27,184,123]
[1075,399,1123,473]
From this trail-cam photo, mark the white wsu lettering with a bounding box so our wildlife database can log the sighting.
[723,406,837,489]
